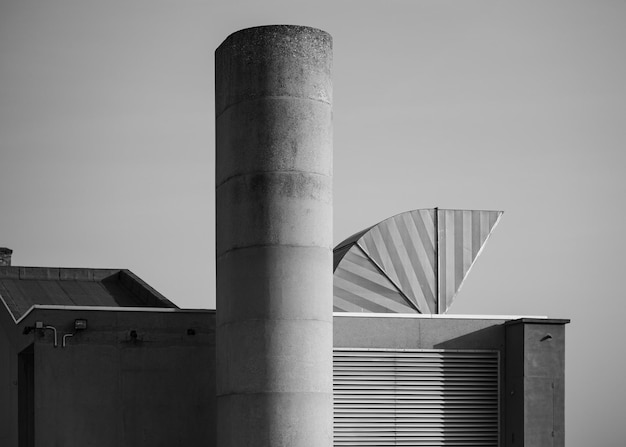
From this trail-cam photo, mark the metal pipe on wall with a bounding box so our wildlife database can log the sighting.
[215,25,333,446]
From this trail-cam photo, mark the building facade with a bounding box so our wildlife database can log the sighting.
[1,23,569,447]
[0,260,568,447]
[0,265,215,447]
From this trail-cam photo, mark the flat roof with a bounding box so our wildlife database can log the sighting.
[333,312,549,320]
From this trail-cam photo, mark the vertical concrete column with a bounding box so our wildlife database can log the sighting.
[505,318,570,447]
[215,26,333,447]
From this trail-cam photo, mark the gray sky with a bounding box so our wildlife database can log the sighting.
[1,1,625,445]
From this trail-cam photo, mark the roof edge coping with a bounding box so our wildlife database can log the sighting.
[15,304,214,324]
[333,312,549,320]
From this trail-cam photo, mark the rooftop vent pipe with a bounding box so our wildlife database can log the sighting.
[215,26,333,447]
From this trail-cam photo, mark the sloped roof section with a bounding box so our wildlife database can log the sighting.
[333,208,503,314]
[0,267,177,322]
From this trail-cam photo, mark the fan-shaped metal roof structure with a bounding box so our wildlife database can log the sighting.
[333,208,503,314]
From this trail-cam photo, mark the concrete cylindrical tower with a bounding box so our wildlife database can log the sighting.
[215,26,333,446]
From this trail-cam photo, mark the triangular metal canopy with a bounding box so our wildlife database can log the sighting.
[333,208,503,314]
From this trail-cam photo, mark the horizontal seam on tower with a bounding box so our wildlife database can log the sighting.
[216,244,332,260]
[216,95,331,118]
[216,318,333,329]
[216,169,331,190]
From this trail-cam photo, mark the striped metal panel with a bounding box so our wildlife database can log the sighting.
[334,246,417,313]
[333,349,500,446]
[359,210,437,313]
[437,209,502,313]
[333,209,502,314]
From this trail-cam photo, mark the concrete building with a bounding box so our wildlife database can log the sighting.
[328,208,569,446]
[0,24,569,447]
[0,254,569,447]
[332,313,568,446]
[213,25,569,447]
[0,263,215,447]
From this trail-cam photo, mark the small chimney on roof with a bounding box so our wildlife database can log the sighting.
[0,248,12,266]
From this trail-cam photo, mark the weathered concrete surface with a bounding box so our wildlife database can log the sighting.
[215,25,333,447]
[218,392,331,447]
[505,319,569,447]
[217,319,332,394]
[217,246,331,324]
[216,98,332,186]
[215,26,332,117]
[216,173,331,255]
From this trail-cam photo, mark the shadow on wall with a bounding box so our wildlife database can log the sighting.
[434,352,500,446]
[430,326,504,447]
[433,325,505,351]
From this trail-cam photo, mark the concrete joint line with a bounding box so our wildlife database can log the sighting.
[216,170,332,190]
[216,318,333,329]
[216,243,332,260]
[216,95,331,119]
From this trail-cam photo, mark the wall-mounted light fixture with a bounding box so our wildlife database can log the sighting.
[62,319,88,348]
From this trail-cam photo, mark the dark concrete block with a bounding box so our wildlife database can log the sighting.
[524,324,566,378]
[524,377,556,446]
[504,375,524,447]
[504,319,569,447]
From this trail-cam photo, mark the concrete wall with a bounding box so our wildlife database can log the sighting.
[0,327,18,446]
[505,319,568,447]
[334,315,508,350]
[3,310,568,447]
[3,308,215,447]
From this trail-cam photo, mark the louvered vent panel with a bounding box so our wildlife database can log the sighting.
[333,349,499,446]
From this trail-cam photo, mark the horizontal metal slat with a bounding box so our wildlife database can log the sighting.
[333,348,499,446]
